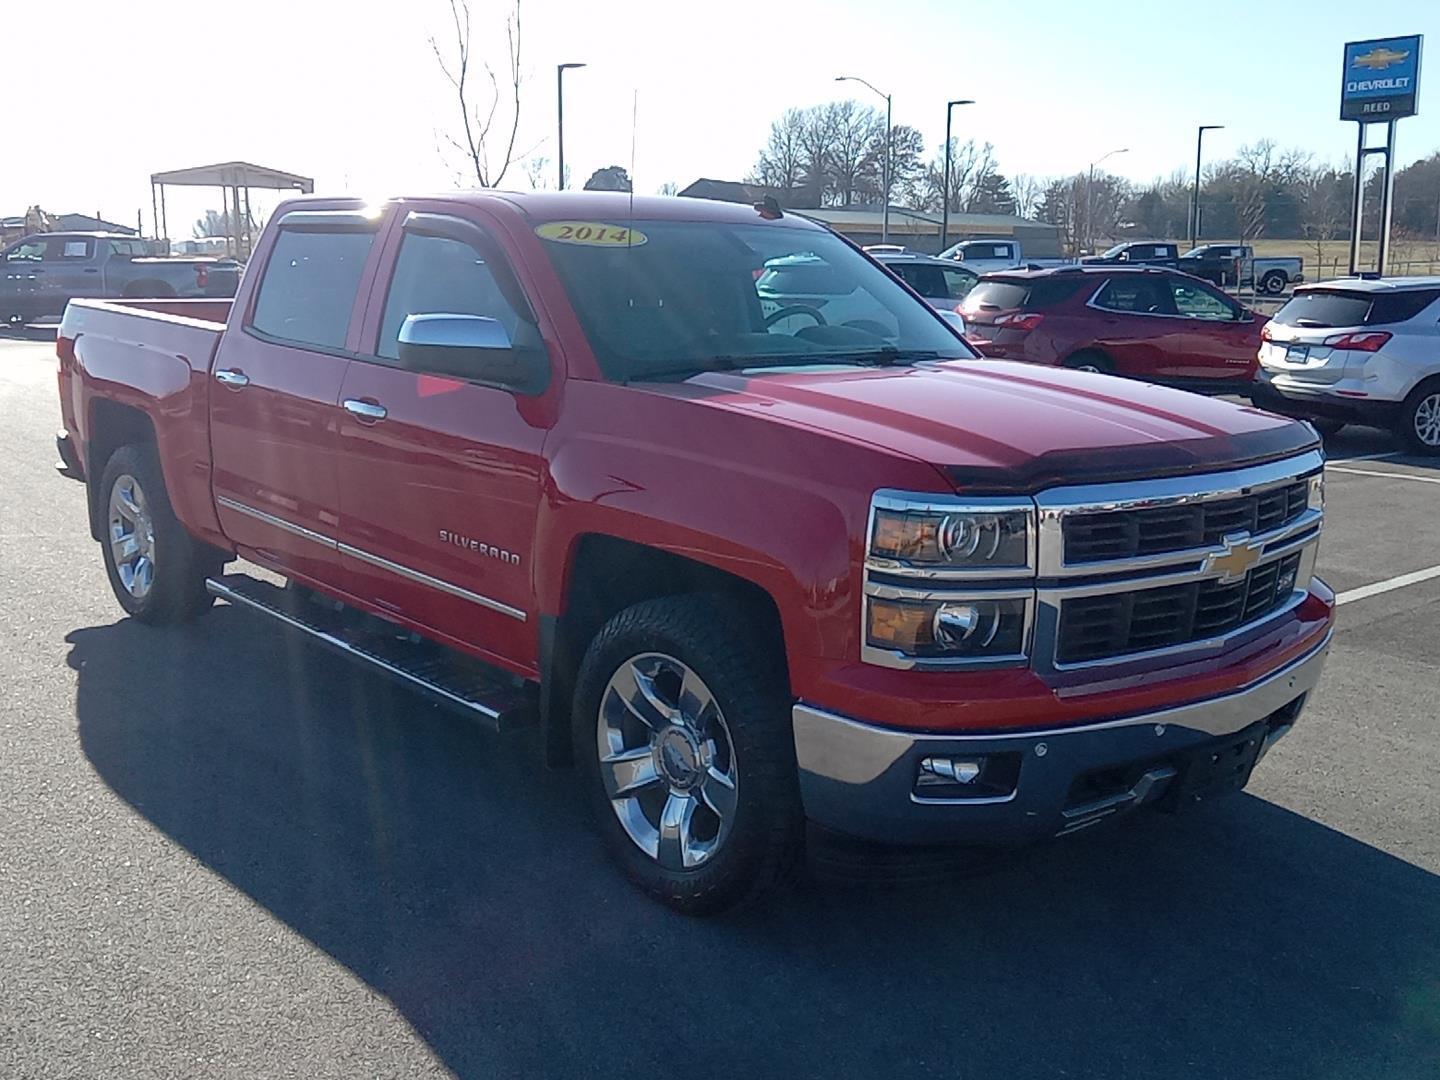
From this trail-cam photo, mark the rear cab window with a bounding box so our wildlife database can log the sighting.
[250,226,376,349]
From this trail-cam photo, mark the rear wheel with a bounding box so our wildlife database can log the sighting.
[1261,271,1287,295]
[1399,381,1440,455]
[1063,351,1113,374]
[98,444,220,623]
[573,594,801,915]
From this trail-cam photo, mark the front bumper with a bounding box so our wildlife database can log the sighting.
[792,630,1331,845]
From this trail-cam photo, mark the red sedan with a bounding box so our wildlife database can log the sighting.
[959,265,1265,393]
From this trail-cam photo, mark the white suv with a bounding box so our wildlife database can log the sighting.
[1255,278,1440,452]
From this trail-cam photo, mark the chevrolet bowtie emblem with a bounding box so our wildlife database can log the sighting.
[1206,533,1264,583]
[1353,47,1410,71]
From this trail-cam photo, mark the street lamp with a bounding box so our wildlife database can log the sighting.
[836,75,893,244]
[1086,147,1128,254]
[557,62,586,190]
[1190,125,1223,249]
[940,99,976,252]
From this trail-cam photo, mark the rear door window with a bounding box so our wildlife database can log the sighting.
[896,264,948,298]
[251,228,376,349]
[1094,276,1176,315]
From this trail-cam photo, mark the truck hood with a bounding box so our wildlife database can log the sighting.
[674,360,1316,492]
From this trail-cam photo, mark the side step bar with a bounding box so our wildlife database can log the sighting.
[206,574,539,733]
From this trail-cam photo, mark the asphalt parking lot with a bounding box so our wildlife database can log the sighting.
[2,332,1437,1080]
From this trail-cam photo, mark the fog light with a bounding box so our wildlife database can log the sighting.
[918,756,982,786]
[913,751,1023,800]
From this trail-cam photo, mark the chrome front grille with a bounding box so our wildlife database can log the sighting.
[1062,482,1308,563]
[1035,450,1325,671]
[1056,552,1303,664]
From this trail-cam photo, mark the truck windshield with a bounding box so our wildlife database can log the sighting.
[1099,244,1127,258]
[539,220,974,382]
[1180,248,1207,258]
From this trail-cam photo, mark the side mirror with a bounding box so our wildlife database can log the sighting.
[1236,307,1255,323]
[397,313,548,394]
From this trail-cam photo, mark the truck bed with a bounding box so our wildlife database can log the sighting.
[57,297,232,541]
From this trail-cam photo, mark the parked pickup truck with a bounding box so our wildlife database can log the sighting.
[1180,244,1305,295]
[937,237,1068,273]
[1081,241,1180,268]
[55,191,1335,914]
[2,231,240,325]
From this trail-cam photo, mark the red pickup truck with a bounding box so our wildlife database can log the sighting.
[55,192,1334,913]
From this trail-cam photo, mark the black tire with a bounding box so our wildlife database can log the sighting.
[1397,379,1440,455]
[98,444,220,623]
[1308,418,1346,438]
[1261,271,1286,295]
[572,594,802,915]
[1063,350,1113,374]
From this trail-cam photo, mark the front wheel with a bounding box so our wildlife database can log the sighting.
[1399,381,1440,455]
[98,444,220,623]
[1261,271,1287,295]
[573,595,802,915]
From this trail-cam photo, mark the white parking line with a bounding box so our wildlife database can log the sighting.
[1336,565,1440,606]
[1327,465,1440,485]
[1329,451,1399,463]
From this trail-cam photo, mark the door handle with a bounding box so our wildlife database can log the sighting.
[83,267,100,274]
[214,369,250,389]
[343,398,387,422]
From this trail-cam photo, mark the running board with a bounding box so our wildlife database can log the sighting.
[206,574,539,733]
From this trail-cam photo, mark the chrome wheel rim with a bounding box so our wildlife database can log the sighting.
[108,473,156,599]
[1415,393,1440,447]
[597,652,738,871]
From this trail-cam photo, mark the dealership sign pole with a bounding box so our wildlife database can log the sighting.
[1342,35,1422,276]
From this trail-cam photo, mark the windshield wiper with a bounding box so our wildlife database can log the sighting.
[829,347,947,367]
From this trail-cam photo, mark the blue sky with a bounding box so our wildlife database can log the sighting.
[5,0,1437,232]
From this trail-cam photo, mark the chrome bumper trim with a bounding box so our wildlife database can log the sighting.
[794,628,1332,789]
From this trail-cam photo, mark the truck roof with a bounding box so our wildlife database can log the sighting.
[288,191,825,229]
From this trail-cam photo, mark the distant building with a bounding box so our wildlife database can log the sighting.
[677,179,1061,255]
[54,213,137,235]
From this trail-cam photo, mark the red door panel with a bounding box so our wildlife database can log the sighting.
[334,360,545,674]
[208,333,351,586]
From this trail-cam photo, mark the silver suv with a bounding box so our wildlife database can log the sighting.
[1255,277,1440,453]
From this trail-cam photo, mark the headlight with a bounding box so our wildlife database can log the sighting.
[1308,472,1325,512]
[866,595,1029,660]
[869,499,1033,571]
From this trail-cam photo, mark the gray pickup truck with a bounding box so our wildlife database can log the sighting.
[1179,244,1305,294]
[1,232,240,325]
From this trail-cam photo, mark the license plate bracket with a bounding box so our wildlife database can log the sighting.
[1285,343,1310,363]
[1167,721,1268,808]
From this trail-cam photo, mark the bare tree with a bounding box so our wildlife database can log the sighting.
[755,108,807,191]
[522,156,550,189]
[1010,173,1044,220]
[884,124,927,208]
[430,0,523,188]
[658,181,680,197]
[922,139,995,214]
[826,100,885,206]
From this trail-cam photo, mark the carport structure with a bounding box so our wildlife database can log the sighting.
[149,161,314,261]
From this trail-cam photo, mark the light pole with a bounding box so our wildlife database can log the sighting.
[836,75,893,244]
[557,62,586,190]
[940,98,976,252]
[1190,125,1223,249]
[1085,147,1128,254]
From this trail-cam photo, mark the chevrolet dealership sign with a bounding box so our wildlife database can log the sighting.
[1341,36,1422,120]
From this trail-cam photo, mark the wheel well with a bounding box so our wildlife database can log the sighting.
[85,400,156,540]
[122,279,176,299]
[1063,348,1111,369]
[540,534,788,767]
